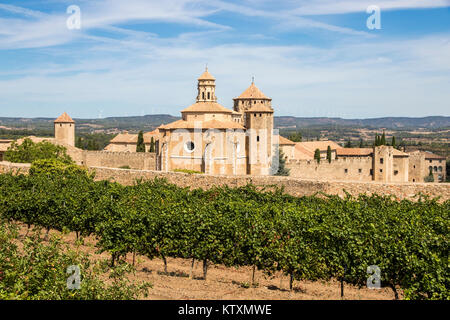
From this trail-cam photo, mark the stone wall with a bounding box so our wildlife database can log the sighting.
[91,166,450,202]
[0,161,31,174]
[65,149,156,170]
[286,158,373,182]
[1,161,448,201]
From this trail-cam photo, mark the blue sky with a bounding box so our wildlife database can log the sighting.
[0,0,449,119]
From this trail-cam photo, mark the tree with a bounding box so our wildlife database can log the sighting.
[424,168,434,183]
[136,131,145,152]
[344,139,352,148]
[288,132,302,142]
[381,131,386,146]
[149,137,155,153]
[326,146,332,163]
[391,136,396,149]
[5,138,73,164]
[274,149,290,176]
[359,139,364,148]
[314,149,321,164]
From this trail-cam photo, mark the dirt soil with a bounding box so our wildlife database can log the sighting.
[16,223,400,300]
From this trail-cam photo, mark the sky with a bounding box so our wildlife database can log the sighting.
[0,0,449,119]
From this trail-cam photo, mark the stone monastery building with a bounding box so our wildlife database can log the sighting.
[0,69,446,183]
[156,68,275,176]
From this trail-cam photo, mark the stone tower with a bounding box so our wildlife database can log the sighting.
[196,67,217,103]
[54,112,75,147]
[233,80,272,123]
[372,145,394,182]
[237,81,274,175]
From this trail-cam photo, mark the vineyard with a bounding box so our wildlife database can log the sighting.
[0,161,448,300]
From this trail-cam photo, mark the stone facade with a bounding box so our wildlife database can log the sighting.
[408,150,446,183]
[286,157,373,181]
[157,69,274,176]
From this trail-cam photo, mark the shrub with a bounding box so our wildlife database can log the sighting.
[5,138,73,164]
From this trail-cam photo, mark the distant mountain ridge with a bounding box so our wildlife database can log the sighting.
[0,115,449,131]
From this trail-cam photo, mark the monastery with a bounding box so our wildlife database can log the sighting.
[0,69,446,183]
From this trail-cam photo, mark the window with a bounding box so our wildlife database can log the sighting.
[380,169,383,173]
[207,92,210,99]
[438,175,443,181]
[438,166,443,172]
[370,169,373,175]
[257,136,260,142]
[413,165,416,168]
[429,160,432,163]
[184,141,195,153]
[259,113,262,117]
[344,169,348,174]
[429,166,432,172]
[413,179,415,182]
[254,113,256,117]
[380,158,384,164]
[60,124,62,127]
[358,169,362,173]
[434,166,438,172]
[202,92,205,99]
[394,170,398,175]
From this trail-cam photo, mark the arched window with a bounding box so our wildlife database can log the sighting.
[208,92,210,99]
[434,166,438,172]
[202,92,205,99]
[438,166,443,172]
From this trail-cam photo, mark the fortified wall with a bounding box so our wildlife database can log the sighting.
[286,158,373,182]
[1,161,448,201]
[90,166,450,202]
[66,149,156,171]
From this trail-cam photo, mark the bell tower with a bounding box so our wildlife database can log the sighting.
[196,67,217,103]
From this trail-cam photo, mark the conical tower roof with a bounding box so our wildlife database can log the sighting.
[235,81,270,100]
[54,112,75,123]
[198,67,215,80]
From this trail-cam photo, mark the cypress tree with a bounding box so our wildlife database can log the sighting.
[136,131,145,152]
[314,148,321,164]
[326,145,332,163]
[391,136,396,149]
[149,137,155,152]
[274,149,290,176]
[381,131,386,146]
[345,139,352,148]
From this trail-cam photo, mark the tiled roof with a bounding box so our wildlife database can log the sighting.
[181,102,232,114]
[54,112,75,123]
[275,135,296,145]
[336,148,373,156]
[392,148,409,157]
[235,82,270,100]
[297,140,342,153]
[294,143,314,159]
